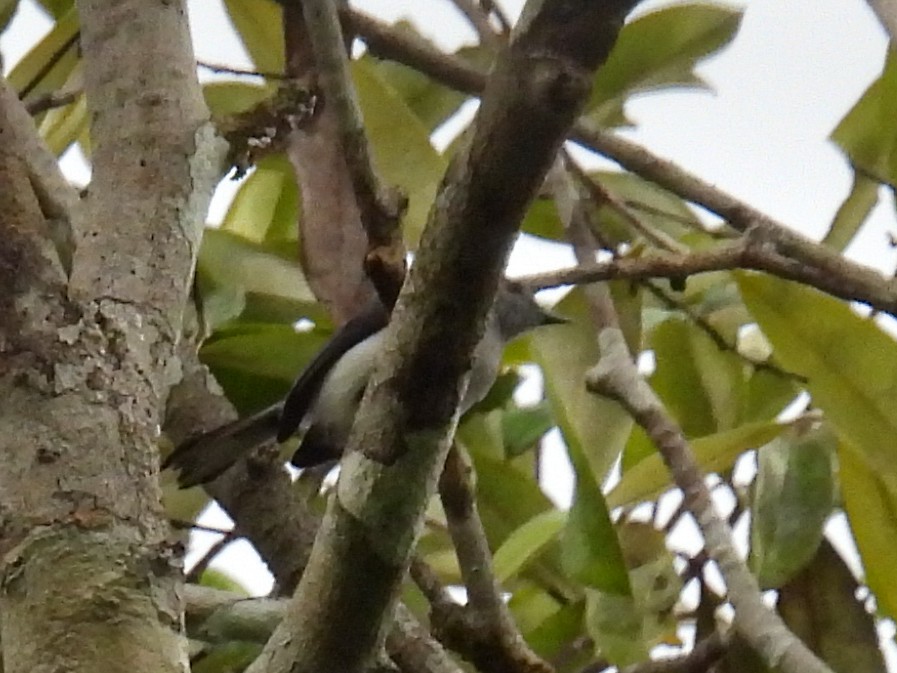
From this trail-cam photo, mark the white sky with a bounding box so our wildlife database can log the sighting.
[2,0,895,664]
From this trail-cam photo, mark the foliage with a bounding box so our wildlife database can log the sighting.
[4,1,895,672]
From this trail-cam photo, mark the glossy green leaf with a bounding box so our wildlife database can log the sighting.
[457,408,505,462]
[831,50,897,187]
[352,59,446,246]
[584,589,648,665]
[223,0,284,74]
[494,509,565,584]
[200,324,327,413]
[587,3,743,126]
[618,523,681,647]
[561,444,630,594]
[839,439,897,620]
[649,318,717,437]
[502,402,555,458]
[778,540,887,673]
[822,173,880,251]
[203,80,273,117]
[7,6,79,99]
[473,454,577,601]
[196,228,316,330]
[530,289,633,482]
[520,198,565,241]
[507,582,563,635]
[607,421,784,508]
[220,154,300,243]
[363,33,476,131]
[749,425,837,588]
[525,601,586,663]
[742,366,800,423]
[32,0,72,18]
[738,274,897,481]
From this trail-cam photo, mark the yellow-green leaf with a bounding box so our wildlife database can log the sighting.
[223,0,284,75]
[839,439,897,621]
[494,509,565,584]
[607,421,784,508]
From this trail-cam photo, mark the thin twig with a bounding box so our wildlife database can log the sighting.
[447,0,501,47]
[18,31,80,99]
[196,60,291,80]
[437,445,554,673]
[24,90,80,115]
[616,631,729,673]
[186,530,240,583]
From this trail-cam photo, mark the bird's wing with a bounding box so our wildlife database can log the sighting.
[276,301,389,443]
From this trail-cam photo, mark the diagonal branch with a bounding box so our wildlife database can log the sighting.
[437,445,552,673]
[244,2,639,672]
[299,0,407,308]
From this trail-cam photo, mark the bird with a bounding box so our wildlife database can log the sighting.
[163,282,565,487]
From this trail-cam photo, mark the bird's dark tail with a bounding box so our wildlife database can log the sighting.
[163,404,282,488]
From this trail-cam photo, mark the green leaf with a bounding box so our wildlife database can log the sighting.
[352,60,446,246]
[199,568,251,595]
[587,3,743,127]
[530,289,633,482]
[502,402,555,458]
[749,425,837,589]
[200,324,328,413]
[31,0,72,19]
[363,36,479,131]
[561,447,630,595]
[831,50,897,188]
[473,454,577,601]
[520,199,565,241]
[584,589,648,665]
[649,318,717,437]
[494,509,565,584]
[196,228,317,330]
[223,0,284,75]
[220,154,300,243]
[839,439,897,621]
[203,80,273,117]
[7,6,79,99]
[778,540,888,673]
[507,582,563,636]
[525,601,586,663]
[738,274,897,483]
[607,421,785,508]
[822,173,880,251]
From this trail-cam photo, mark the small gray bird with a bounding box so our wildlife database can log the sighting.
[164,282,564,487]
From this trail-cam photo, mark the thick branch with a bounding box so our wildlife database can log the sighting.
[437,446,552,673]
[244,2,637,672]
[300,0,407,307]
